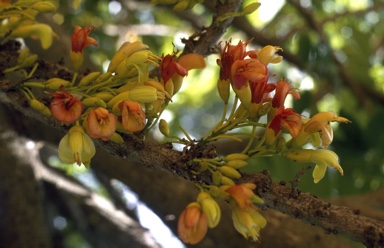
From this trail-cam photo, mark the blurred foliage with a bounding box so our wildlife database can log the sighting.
[43,0,384,200]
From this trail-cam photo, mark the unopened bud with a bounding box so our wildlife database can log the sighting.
[220,176,235,186]
[212,171,222,185]
[159,119,170,137]
[45,78,71,90]
[30,99,51,116]
[197,192,221,228]
[226,160,248,169]
[109,132,124,144]
[224,153,249,162]
[218,166,241,179]
[242,2,261,15]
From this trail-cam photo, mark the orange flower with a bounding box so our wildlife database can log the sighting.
[160,53,188,85]
[118,100,146,132]
[86,108,117,141]
[50,90,83,124]
[217,39,256,80]
[265,107,302,145]
[178,202,208,245]
[225,183,258,209]
[70,25,97,71]
[272,80,300,109]
[71,26,97,53]
[231,59,268,90]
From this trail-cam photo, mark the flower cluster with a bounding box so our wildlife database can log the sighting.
[20,25,205,166]
[166,39,350,244]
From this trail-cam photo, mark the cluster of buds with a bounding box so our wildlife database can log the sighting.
[20,25,205,166]
[0,0,57,49]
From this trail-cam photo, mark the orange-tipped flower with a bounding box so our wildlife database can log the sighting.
[265,107,302,145]
[118,100,146,132]
[71,26,98,53]
[272,80,300,109]
[86,107,117,141]
[160,53,188,85]
[178,202,208,245]
[50,90,83,124]
[70,25,97,71]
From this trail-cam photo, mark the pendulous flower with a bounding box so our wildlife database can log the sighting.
[50,89,83,125]
[118,100,146,132]
[225,183,266,241]
[178,202,208,245]
[282,149,344,183]
[58,125,96,166]
[85,107,117,141]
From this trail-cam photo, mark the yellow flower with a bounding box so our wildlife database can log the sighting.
[288,112,350,148]
[282,149,344,183]
[232,205,267,241]
[225,183,266,240]
[58,126,96,166]
[197,192,221,228]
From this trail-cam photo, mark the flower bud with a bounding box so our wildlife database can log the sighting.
[197,192,221,228]
[242,2,261,15]
[20,54,38,68]
[78,72,102,86]
[212,171,222,185]
[30,99,51,116]
[45,78,71,90]
[159,119,170,137]
[217,78,230,104]
[224,153,249,162]
[226,160,248,169]
[220,176,235,186]
[218,166,241,179]
[31,2,57,12]
[109,132,124,144]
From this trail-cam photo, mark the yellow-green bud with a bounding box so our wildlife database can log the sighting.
[91,92,115,102]
[109,132,124,144]
[159,119,170,137]
[78,72,102,86]
[82,97,107,108]
[218,166,241,179]
[197,192,221,228]
[18,48,30,65]
[212,171,222,185]
[224,153,249,162]
[31,2,57,13]
[20,54,38,68]
[220,176,235,186]
[226,160,248,169]
[93,72,113,85]
[217,78,230,104]
[45,78,71,90]
[242,2,261,15]
[30,99,51,116]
